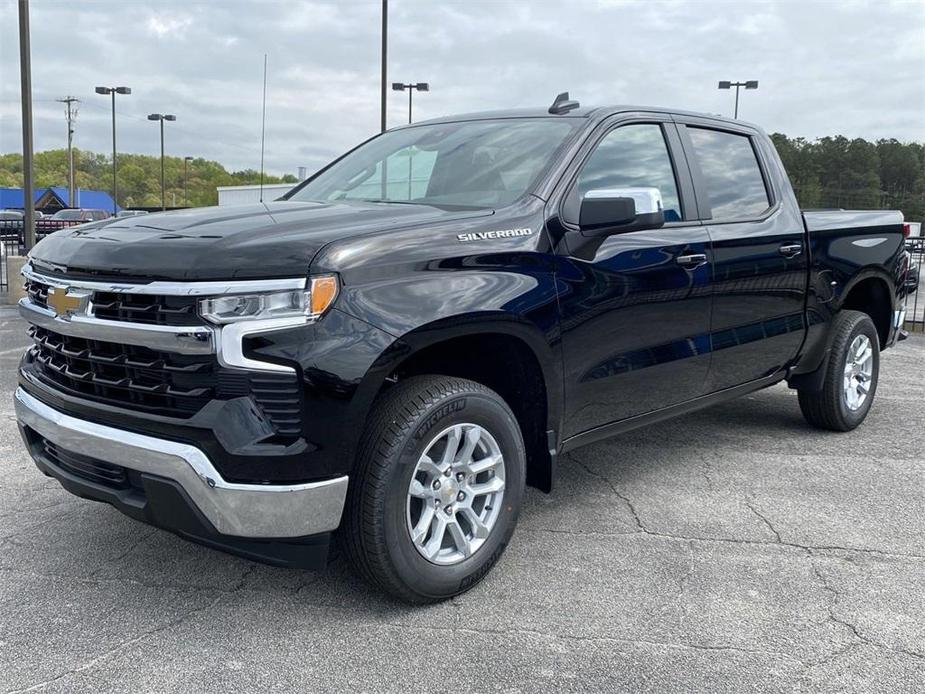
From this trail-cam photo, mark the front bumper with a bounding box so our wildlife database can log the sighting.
[15,388,348,560]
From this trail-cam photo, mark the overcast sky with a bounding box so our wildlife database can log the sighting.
[1,0,923,178]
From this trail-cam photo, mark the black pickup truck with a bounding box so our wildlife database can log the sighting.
[14,95,911,603]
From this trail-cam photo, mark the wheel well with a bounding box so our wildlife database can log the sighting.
[841,277,891,348]
[383,333,552,491]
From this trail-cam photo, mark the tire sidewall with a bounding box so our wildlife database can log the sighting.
[834,316,880,428]
[380,389,525,599]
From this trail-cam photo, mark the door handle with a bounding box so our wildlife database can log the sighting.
[676,253,707,268]
[778,243,803,258]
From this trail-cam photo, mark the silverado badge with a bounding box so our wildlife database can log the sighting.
[457,228,533,243]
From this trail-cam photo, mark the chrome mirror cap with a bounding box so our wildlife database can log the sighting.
[584,187,663,215]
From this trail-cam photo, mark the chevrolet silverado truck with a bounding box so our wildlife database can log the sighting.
[14,95,911,603]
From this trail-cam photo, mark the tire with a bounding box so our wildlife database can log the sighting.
[797,310,880,432]
[341,375,526,603]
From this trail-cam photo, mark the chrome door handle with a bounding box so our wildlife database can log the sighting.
[778,243,803,258]
[676,253,707,268]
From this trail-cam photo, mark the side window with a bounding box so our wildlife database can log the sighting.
[686,127,770,220]
[570,124,682,223]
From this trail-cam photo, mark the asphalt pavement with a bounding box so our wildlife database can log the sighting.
[1,305,923,693]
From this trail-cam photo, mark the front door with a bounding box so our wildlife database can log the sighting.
[554,120,713,439]
[677,121,809,391]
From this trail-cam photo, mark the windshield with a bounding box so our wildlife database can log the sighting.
[288,118,579,209]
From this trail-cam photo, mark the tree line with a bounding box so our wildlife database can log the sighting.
[1,136,924,219]
[769,134,924,221]
[0,150,298,208]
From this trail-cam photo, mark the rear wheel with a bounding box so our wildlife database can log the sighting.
[341,375,525,603]
[797,310,880,431]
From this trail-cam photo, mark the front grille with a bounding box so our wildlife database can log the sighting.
[24,279,49,309]
[25,276,201,326]
[27,325,302,434]
[91,291,201,326]
[41,438,130,489]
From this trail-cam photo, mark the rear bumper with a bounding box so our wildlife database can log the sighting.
[15,387,348,566]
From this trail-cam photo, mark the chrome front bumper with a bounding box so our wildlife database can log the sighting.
[14,388,348,539]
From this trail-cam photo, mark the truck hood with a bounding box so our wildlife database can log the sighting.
[29,200,492,281]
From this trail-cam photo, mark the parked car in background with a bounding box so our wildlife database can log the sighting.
[35,208,111,236]
[14,99,911,603]
[51,208,111,222]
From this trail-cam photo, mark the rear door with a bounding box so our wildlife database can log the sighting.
[552,116,713,438]
[676,119,808,391]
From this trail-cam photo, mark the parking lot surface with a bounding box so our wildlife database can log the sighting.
[1,305,923,693]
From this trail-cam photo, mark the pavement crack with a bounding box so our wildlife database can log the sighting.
[570,453,647,533]
[377,621,805,665]
[5,594,224,693]
[745,498,783,543]
[810,562,924,662]
[90,528,159,576]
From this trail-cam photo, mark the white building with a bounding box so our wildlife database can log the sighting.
[216,183,296,207]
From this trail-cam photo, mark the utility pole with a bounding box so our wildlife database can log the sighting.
[18,0,35,251]
[57,96,80,207]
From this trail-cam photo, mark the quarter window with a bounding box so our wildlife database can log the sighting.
[572,124,682,223]
[687,127,770,220]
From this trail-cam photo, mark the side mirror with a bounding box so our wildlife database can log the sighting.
[579,187,666,237]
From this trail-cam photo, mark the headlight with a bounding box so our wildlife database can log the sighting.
[199,275,338,325]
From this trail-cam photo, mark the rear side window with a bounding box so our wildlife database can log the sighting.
[687,127,770,220]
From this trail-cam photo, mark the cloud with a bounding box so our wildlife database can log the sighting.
[0,0,922,180]
[145,14,194,39]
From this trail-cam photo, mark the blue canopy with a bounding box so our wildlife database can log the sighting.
[0,187,118,212]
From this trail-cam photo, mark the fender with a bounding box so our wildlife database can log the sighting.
[789,267,896,390]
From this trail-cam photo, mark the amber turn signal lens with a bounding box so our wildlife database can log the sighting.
[310,276,339,316]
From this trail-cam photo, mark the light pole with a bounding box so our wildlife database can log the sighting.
[95,86,131,215]
[391,82,429,124]
[391,83,429,200]
[183,156,193,207]
[19,0,36,251]
[380,0,388,133]
[717,80,758,119]
[147,113,176,211]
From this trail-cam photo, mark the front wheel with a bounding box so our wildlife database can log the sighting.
[797,310,880,431]
[341,375,525,603]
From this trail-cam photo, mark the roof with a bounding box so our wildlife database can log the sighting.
[410,104,756,131]
[0,187,117,211]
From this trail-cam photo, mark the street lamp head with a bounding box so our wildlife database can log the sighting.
[95,86,111,95]
[115,87,131,95]
[184,156,193,162]
[415,83,429,92]
[745,80,759,89]
[718,81,732,89]
[164,114,177,121]
[147,113,161,121]
[392,82,406,91]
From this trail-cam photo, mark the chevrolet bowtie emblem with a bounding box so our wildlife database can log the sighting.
[46,287,89,318]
